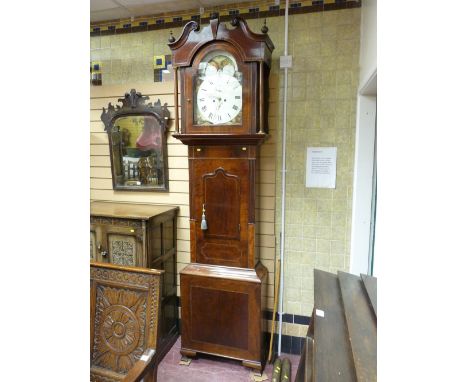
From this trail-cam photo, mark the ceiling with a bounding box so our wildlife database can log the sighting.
[91,0,256,22]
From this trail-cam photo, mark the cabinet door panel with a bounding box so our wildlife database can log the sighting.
[108,233,138,266]
[192,159,250,267]
[101,224,144,266]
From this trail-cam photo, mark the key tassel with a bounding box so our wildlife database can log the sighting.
[201,204,208,230]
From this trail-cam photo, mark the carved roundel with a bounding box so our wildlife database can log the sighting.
[101,305,141,355]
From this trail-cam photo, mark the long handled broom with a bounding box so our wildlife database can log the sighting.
[267,258,281,363]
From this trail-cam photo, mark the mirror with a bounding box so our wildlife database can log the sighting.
[101,89,170,191]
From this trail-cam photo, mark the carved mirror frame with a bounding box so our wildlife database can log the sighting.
[101,89,170,192]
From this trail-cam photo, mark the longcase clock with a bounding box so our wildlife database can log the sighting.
[169,17,274,371]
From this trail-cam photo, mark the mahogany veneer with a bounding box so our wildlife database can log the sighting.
[180,263,268,370]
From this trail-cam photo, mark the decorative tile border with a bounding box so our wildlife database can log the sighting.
[90,0,361,36]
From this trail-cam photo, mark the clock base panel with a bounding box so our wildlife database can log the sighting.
[180,262,268,371]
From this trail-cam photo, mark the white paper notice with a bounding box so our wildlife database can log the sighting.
[306,147,337,188]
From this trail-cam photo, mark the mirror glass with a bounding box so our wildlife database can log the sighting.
[110,115,167,190]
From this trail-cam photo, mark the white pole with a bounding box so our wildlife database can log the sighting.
[278,0,289,357]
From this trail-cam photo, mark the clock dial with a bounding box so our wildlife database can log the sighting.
[194,51,242,125]
[197,73,242,124]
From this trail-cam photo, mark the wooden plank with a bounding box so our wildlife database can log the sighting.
[360,274,377,320]
[89,166,189,181]
[168,156,188,169]
[259,170,276,184]
[90,82,175,98]
[90,178,189,193]
[256,208,275,222]
[260,157,276,171]
[259,247,275,260]
[259,196,275,210]
[177,216,190,228]
[167,144,188,157]
[90,111,180,125]
[90,178,112,189]
[256,234,275,248]
[90,156,111,167]
[338,271,377,382]
[90,189,189,205]
[90,94,176,109]
[259,183,275,197]
[258,222,274,235]
[259,144,277,157]
[91,145,110,156]
[90,167,112,179]
[313,269,356,382]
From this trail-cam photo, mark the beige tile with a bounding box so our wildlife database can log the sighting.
[317,239,331,254]
[286,224,303,238]
[316,211,332,227]
[297,324,309,338]
[285,250,303,265]
[90,36,100,50]
[303,225,318,238]
[286,302,301,315]
[285,274,302,288]
[300,303,314,317]
[315,252,331,267]
[301,277,314,291]
[301,289,314,305]
[330,254,345,268]
[301,251,316,265]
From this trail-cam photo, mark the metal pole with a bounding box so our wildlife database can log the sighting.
[278,0,290,357]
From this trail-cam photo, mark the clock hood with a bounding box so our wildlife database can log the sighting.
[168,17,274,68]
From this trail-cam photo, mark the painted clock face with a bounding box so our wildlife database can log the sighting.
[194,51,243,125]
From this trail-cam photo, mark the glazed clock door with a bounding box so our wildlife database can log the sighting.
[182,43,255,135]
[192,158,250,268]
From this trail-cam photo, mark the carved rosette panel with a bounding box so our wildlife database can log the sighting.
[92,285,147,374]
[91,267,160,335]
[109,234,136,266]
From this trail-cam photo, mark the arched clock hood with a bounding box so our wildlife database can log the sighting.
[168,17,274,68]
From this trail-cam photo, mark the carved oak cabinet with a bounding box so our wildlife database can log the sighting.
[169,17,274,370]
[90,201,179,362]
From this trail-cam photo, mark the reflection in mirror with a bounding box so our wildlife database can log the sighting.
[101,89,170,191]
[111,115,165,188]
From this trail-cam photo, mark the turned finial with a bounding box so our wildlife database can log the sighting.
[168,30,175,43]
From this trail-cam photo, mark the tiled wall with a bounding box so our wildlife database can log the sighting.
[91,28,181,85]
[272,10,361,319]
[90,7,361,340]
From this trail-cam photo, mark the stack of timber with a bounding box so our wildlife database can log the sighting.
[295,269,377,382]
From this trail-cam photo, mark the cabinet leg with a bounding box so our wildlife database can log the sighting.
[242,359,263,372]
[180,348,197,358]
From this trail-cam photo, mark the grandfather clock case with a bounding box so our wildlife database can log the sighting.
[169,17,274,370]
